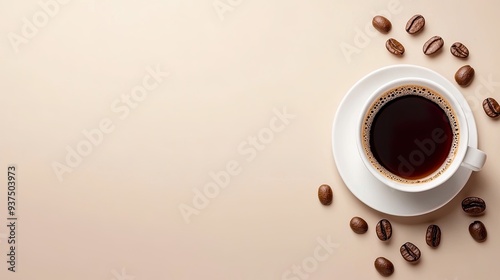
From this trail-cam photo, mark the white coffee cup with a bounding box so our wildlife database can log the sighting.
[356,77,486,192]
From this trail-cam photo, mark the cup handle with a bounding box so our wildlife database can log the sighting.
[461,146,487,171]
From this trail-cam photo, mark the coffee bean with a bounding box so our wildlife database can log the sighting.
[462,197,486,215]
[423,36,444,55]
[400,242,421,263]
[406,14,425,34]
[450,42,469,58]
[376,219,392,241]
[318,184,333,205]
[372,16,392,33]
[374,257,394,277]
[386,38,405,56]
[469,221,487,242]
[425,224,441,248]
[350,217,368,234]
[482,98,500,118]
[455,65,475,87]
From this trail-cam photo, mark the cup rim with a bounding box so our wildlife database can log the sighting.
[356,77,469,193]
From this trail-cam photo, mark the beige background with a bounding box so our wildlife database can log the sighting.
[0,0,499,279]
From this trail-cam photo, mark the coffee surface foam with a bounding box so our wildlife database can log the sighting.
[361,84,459,184]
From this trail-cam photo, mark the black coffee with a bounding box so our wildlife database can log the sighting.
[362,85,458,182]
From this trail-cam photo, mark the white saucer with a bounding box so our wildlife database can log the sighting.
[332,64,478,216]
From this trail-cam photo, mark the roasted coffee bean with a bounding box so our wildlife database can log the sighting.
[400,242,421,263]
[469,221,487,242]
[482,98,500,118]
[318,184,333,205]
[406,14,425,34]
[450,42,469,58]
[462,197,486,215]
[455,65,475,87]
[423,36,444,55]
[386,38,405,56]
[374,257,394,277]
[426,224,441,248]
[376,219,392,241]
[350,217,368,234]
[372,15,392,33]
